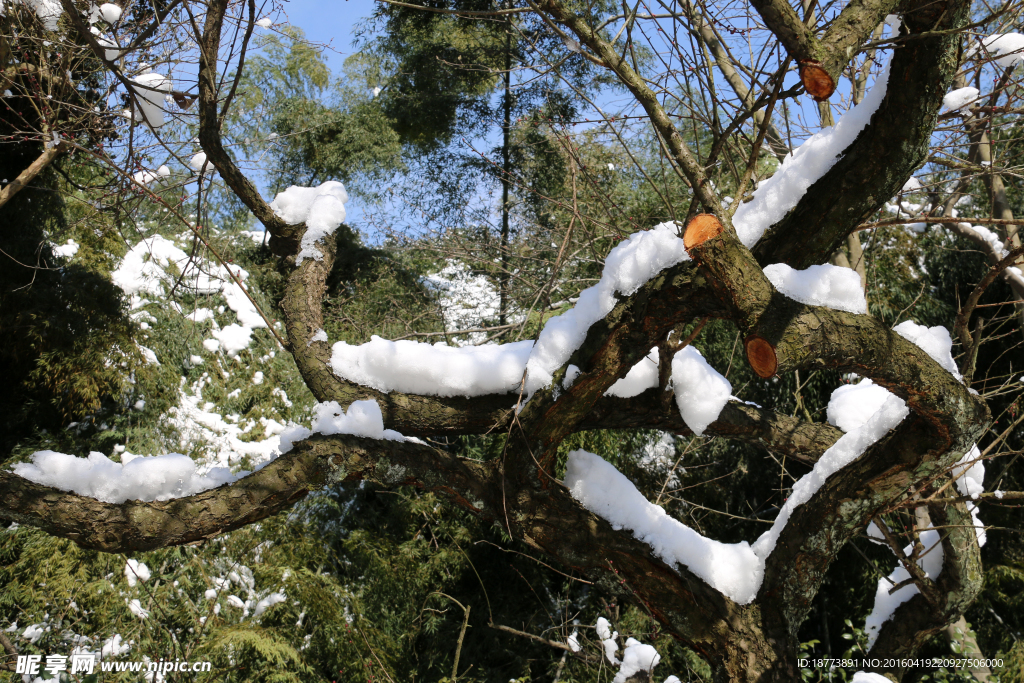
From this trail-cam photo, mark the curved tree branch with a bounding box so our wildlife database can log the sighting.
[751,0,970,269]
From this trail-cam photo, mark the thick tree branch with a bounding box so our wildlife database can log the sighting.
[751,0,970,269]
[867,501,984,678]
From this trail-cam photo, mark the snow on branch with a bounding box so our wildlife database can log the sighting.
[270,182,349,264]
[11,400,411,504]
[733,56,892,248]
[565,389,909,604]
[331,222,690,398]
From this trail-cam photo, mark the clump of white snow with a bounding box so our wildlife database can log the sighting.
[12,450,241,503]
[563,388,908,604]
[943,87,980,111]
[863,528,945,649]
[613,638,661,683]
[827,378,894,432]
[524,221,689,396]
[969,33,1024,67]
[124,559,150,587]
[596,617,619,664]
[190,152,208,171]
[130,72,170,127]
[269,182,348,264]
[253,592,286,616]
[52,239,79,258]
[763,263,867,314]
[671,346,732,436]
[953,445,987,546]
[853,673,893,683]
[331,336,533,397]
[98,3,121,22]
[330,222,688,400]
[112,235,265,356]
[565,450,762,603]
[278,399,408,452]
[892,320,962,380]
[22,0,63,31]
[212,324,253,357]
[752,394,909,563]
[606,348,659,398]
[255,16,273,28]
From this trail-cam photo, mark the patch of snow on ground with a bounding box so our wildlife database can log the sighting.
[424,260,505,344]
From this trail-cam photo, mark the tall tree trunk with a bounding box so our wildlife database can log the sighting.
[499,8,512,331]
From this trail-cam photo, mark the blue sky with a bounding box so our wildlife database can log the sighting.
[276,0,378,71]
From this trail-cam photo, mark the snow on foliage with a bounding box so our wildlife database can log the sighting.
[424,259,505,343]
[52,238,79,258]
[612,638,661,683]
[269,181,348,264]
[763,263,867,314]
[566,390,910,604]
[892,320,962,380]
[732,55,892,247]
[671,346,732,436]
[124,559,150,587]
[111,234,265,356]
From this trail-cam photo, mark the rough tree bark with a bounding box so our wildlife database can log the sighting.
[0,0,999,680]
